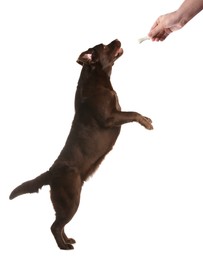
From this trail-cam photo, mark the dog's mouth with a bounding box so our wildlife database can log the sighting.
[112,47,123,63]
[108,40,123,61]
[114,47,123,59]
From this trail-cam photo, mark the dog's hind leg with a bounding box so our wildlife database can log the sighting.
[50,167,82,250]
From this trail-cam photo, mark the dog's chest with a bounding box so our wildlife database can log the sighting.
[113,91,121,111]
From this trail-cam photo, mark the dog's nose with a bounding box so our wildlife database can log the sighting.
[109,39,121,47]
[114,39,120,43]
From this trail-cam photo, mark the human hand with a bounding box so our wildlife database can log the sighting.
[148,11,184,41]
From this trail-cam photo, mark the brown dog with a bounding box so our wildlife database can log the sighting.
[9,39,153,250]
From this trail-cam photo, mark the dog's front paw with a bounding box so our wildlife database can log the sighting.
[140,116,153,130]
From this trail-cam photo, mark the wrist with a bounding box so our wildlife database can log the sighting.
[175,9,189,28]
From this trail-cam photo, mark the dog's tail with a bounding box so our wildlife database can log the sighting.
[9,171,51,200]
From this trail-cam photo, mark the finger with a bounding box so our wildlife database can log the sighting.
[159,28,173,41]
[149,26,164,40]
[159,33,170,41]
[150,19,159,30]
[148,22,158,37]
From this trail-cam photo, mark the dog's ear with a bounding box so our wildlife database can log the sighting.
[77,49,96,65]
[77,52,92,65]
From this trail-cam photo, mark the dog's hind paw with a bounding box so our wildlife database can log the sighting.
[65,238,76,244]
[60,243,74,250]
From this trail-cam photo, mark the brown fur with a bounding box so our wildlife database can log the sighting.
[9,39,153,250]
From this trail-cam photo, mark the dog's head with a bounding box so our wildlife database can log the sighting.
[77,39,123,76]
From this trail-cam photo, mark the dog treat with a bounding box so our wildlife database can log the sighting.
[138,36,150,44]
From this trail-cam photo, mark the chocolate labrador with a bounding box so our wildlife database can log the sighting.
[9,39,153,250]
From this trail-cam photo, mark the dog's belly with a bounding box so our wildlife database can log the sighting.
[56,125,121,177]
[79,127,121,179]
[88,127,120,155]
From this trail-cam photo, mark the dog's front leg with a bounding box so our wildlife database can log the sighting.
[105,111,153,130]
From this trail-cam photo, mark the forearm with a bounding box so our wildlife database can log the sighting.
[176,0,203,26]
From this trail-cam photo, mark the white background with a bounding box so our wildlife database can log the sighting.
[1,0,203,259]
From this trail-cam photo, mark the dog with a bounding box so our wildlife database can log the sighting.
[9,39,153,250]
